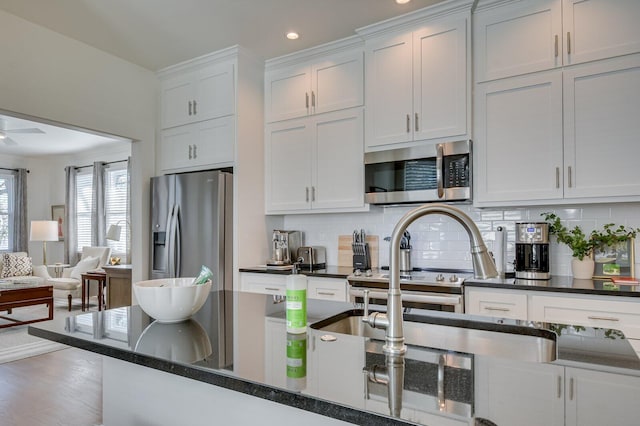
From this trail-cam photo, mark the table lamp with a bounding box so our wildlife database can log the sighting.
[30,220,58,265]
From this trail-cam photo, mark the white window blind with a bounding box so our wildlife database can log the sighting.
[75,163,129,257]
[76,171,93,250]
[0,173,14,251]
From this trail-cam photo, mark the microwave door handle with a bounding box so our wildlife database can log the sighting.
[436,144,444,199]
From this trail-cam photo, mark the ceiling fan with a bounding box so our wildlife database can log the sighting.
[0,123,45,146]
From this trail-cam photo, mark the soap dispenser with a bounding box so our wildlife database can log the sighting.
[286,259,307,334]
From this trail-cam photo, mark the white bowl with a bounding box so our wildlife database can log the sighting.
[133,278,212,323]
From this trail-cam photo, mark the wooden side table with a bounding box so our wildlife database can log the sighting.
[81,272,107,311]
[102,265,132,309]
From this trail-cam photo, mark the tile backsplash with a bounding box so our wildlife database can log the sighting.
[283,202,640,277]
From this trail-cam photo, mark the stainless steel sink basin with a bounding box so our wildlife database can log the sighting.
[311,310,557,363]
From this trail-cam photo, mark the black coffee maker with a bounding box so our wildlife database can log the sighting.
[515,222,550,279]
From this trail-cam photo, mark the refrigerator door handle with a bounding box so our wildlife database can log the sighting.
[167,204,177,277]
[174,205,182,278]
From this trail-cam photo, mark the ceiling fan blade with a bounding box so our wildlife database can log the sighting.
[2,137,18,146]
[4,128,45,134]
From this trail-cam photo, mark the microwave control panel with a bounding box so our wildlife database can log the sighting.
[443,154,469,188]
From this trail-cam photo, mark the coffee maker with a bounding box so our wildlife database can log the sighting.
[267,230,302,269]
[515,222,550,279]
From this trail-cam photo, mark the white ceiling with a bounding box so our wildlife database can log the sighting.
[0,0,443,156]
[0,0,442,71]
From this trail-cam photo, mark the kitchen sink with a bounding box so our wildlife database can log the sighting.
[310,310,557,363]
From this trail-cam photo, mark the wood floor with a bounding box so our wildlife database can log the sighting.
[0,347,102,426]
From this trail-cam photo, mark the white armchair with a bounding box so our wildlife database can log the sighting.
[40,246,112,311]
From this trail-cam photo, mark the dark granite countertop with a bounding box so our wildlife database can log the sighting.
[239,265,353,279]
[29,291,640,425]
[465,275,640,297]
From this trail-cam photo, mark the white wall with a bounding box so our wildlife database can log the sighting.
[0,9,157,282]
[283,202,640,277]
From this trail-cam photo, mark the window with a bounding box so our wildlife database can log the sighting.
[75,163,129,257]
[0,173,15,251]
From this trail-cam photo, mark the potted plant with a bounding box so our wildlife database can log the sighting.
[541,212,639,279]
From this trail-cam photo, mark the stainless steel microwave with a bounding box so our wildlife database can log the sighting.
[364,140,472,205]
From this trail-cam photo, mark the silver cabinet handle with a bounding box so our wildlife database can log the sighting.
[484,306,510,312]
[555,35,559,57]
[588,315,620,321]
[415,113,419,132]
[436,144,444,198]
[557,376,562,399]
[311,91,316,108]
[556,167,560,188]
[188,101,192,116]
[188,144,192,159]
[317,291,335,296]
[568,166,572,188]
[406,114,410,133]
[305,187,309,202]
[192,144,197,159]
[305,92,309,109]
[193,100,197,115]
[264,287,281,292]
[567,32,571,55]
[569,377,574,401]
[311,186,315,202]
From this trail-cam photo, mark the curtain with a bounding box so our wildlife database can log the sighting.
[12,168,28,252]
[92,161,106,247]
[64,166,78,264]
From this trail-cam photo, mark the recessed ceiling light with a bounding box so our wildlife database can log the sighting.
[286,32,299,40]
[396,0,411,4]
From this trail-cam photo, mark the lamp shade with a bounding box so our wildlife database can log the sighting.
[30,220,59,242]
[106,224,122,242]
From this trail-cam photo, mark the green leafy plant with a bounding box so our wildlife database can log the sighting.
[541,212,639,260]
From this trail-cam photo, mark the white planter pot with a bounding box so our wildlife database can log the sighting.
[571,257,595,280]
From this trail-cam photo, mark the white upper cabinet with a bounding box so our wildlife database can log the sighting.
[475,0,640,82]
[264,49,363,123]
[364,14,469,151]
[161,60,235,129]
[265,108,365,214]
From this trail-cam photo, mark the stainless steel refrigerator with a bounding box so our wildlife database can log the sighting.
[150,170,232,291]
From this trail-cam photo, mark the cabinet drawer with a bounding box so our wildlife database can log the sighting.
[308,278,347,302]
[530,294,640,339]
[465,288,528,320]
[239,273,286,296]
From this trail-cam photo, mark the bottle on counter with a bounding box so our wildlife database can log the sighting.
[286,260,307,334]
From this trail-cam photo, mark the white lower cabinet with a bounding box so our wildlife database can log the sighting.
[475,356,565,426]
[158,115,234,173]
[475,357,640,426]
[465,287,528,320]
[240,273,348,302]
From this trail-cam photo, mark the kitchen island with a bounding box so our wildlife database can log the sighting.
[29,290,640,426]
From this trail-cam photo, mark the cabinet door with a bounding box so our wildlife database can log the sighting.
[565,367,640,426]
[475,356,565,426]
[265,119,312,213]
[161,74,195,129]
[265,64,311,123]
[193,61,235,122]
[191,116,235,168]
[563,0,640,66]
[312,108,365,210]
[474,0,561,81]
[413,18,467,141]
[365,32,413,150]
[312,51,364,116]
[465,287,528,320]
[474,71,563,204]
[158,125,195,171]
[563,55,640,199]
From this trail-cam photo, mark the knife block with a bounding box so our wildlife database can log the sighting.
[352,242,371,271]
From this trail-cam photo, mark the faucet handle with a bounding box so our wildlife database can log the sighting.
[362,289,370,318]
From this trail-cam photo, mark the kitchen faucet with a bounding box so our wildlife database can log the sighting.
[362,204,499,355]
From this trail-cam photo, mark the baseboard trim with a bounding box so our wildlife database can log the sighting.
[0,340,67,364]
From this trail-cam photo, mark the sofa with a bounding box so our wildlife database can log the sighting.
[0,252,47,285]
